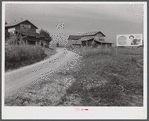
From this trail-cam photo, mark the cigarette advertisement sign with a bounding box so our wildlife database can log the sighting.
[116,34,143,46]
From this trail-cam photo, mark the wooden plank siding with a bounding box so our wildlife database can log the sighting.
[15,22,36,33]
[5,20,51,47]
[68,31,113,48]
[6,20,37,33]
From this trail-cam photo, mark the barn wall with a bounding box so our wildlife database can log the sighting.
[15,21,36,33]
[28,41,36,45]
[82,41,86,47]
[95,33,105,41]
[87,39,94,46]
[81,35,94,40]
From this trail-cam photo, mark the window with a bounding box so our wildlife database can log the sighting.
[99,37,105,41]
[20,24,31,30]
[8,27,15,33]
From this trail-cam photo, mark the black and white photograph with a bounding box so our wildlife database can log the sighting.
[2,1,147,119]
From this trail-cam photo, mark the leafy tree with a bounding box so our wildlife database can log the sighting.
[39,28,50,37]
[39,28,52,43]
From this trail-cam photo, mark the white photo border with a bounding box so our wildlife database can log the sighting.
[2,1,147,119]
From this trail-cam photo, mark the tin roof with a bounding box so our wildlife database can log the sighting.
[82,31,106,37]
[68,35,82,40]
[5,19,38,29]
[95,40,113,44]
[16,30,45,38]
[81,36,94,41]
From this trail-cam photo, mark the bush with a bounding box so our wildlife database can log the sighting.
[39,28,52,43]
[5,45,46,71]
[6,36,17,45]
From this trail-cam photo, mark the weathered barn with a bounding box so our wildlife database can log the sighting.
[81,31,113,47]
[67,35,82,47]
[5,19,49,46]
[68,31,113,47]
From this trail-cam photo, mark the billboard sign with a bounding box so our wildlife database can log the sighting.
[116,34,143,46]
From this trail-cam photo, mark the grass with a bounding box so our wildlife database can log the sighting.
[64,47,143,106]
[5,59,78,106]
[5,46,143,106]
[5,44,48,71]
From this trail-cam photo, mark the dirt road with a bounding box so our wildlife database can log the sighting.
[5,48,81,98]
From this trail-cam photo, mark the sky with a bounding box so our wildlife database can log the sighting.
[5,3,144,45]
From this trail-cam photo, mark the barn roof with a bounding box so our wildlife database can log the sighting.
[16,30,51,42]
[81,37,113,44]
[95,40,113,44]
[82,31,106,37]
[5,19,38,29]
[73,40,82,44]
[81,36,94,41]
[68,35,82,40]
[16,30,45,38]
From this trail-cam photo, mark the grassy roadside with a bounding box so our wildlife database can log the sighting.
[60,47,143,106]
[5,47,143,106]
[5,49,81,106]
[5,45,54,72]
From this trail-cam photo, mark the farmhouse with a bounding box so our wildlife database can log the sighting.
[68,31,113,48]
[5,19,50,46]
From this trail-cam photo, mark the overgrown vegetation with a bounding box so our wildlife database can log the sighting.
[39,28,52,43]
[5,45,47,71]
[5,46,143,106]
[63,47,143,106]
[5,27,54,71]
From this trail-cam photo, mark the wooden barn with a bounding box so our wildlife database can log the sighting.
[68,31,113,48]
[81,31,113,47]
[67,35,82,47]
[5,19,50,46]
